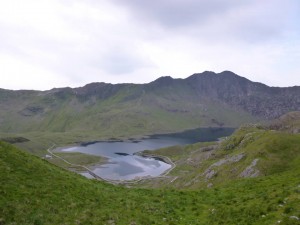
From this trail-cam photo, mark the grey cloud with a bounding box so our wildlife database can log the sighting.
[113,0,299,43]
[232,21,282,44]
[113,0,244,28]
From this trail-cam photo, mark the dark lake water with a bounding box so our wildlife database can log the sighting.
[62,127,235,181]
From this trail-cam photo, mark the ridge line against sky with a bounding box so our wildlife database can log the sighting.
[0,0,299,90]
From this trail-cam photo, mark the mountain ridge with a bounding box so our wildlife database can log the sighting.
[2,71,299,92]
[0,71,299,135]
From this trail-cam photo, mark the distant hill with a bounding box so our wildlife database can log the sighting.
[0,71,299,137]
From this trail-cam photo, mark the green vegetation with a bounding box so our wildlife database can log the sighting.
[0,131,114,156]
[48,152,106,170]
[0,76,260,139]
[1,113,300,224]
[0,136,29,144]
[139,124,300,190]
[1,142,300,224]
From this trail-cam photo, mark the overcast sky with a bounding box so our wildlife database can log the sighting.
[0,0,299,90]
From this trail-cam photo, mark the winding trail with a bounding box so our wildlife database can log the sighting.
[46,144,176,185]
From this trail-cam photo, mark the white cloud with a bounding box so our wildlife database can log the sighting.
[0,54,70,90]
[0,0,299,90]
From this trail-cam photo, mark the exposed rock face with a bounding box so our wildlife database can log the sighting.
[209,153,245,168]
[19,106,44,116]
[74,83,126,99]
[266,111,300,133]
[204,169,217,180]
[186,71,300,119]
[25,71,300,120]
[239,159,260,178]
[203,153,245,180]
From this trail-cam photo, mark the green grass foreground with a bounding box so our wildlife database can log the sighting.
[1,138,300,225]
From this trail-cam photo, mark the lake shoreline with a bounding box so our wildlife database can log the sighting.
[53,127,235,182]
[55,145,176,183]
[56,126,235,149]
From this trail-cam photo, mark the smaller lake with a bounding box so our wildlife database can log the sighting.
[61,127,235,181]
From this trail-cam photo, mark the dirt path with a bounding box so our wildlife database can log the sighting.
[47,144,116,183]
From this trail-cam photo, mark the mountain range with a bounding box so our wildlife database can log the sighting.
[1,70,300,224]
[0,71,299,137]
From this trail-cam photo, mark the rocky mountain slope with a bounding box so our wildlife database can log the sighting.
[0,71,299,136]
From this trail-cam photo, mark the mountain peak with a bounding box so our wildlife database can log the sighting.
[153,76,174,82]
[188,70,242,80]
[148,76,175,88]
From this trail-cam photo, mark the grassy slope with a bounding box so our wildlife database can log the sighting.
[139,125,300,190]
[1,131,300,224]
[0,83,258,137]
[48,152,106,170]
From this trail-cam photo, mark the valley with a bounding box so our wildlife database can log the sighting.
[54,127,234,181]
[0,72,300,224]
[1,112,300,224]
[2,0,300,223]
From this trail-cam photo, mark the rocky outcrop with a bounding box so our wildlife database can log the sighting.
[266,111,300,133]
[186,71,300,119]
[210,153,245,168]
[19,106,44,116]
[239,159,260,178]
[203,153,245,180]
[47,71,300,120]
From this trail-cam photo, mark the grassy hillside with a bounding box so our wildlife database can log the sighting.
[139,113,300,190]
[0,85,256,137]
[1,118,300,224]
[4,71,294,137]
[1,71,299,141]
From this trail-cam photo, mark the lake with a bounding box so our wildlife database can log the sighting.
[61,127,235,181]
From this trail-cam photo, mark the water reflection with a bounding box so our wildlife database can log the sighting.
[62,127,235,180]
